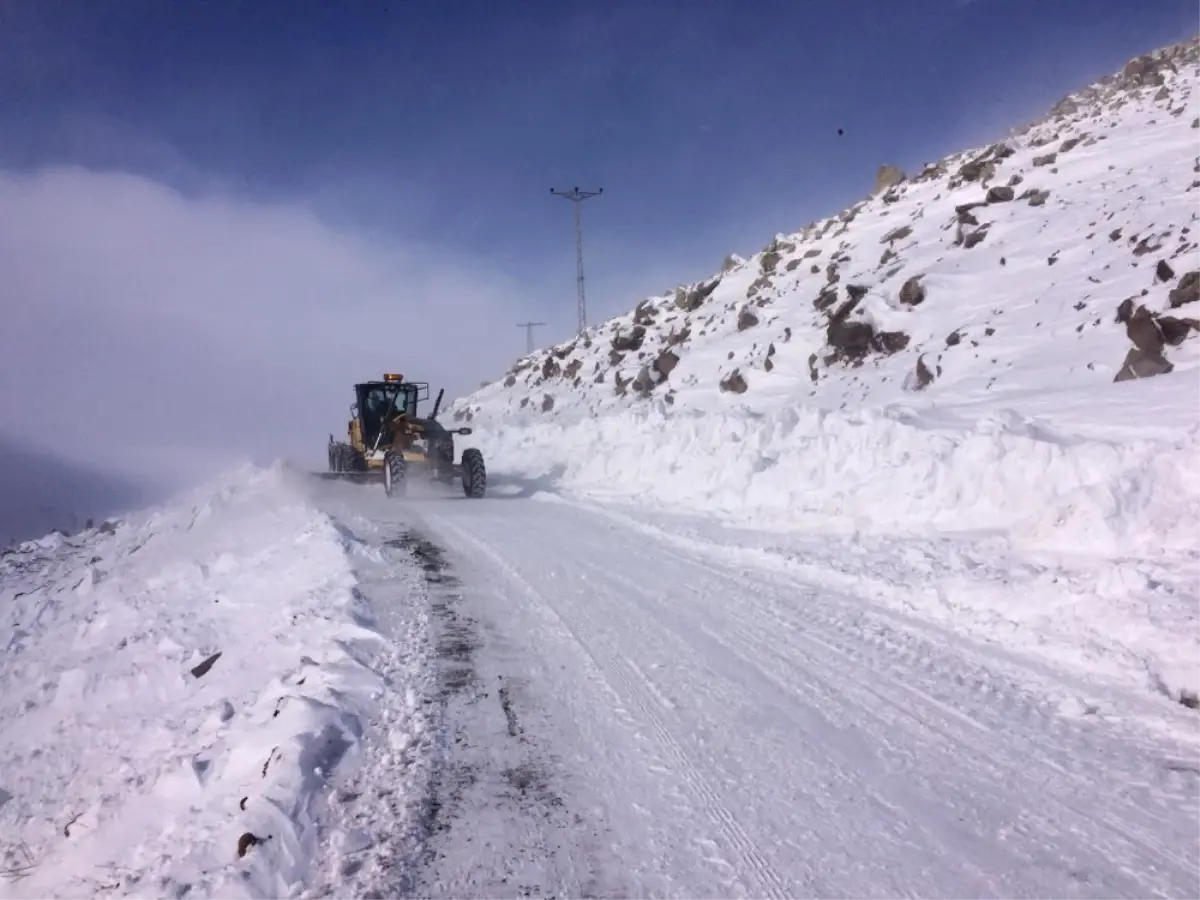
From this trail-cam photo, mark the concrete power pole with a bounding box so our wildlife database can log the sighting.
[516,320,546,355]
[550,186,603,336]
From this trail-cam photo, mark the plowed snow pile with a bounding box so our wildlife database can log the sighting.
[0,464,432,899]
[454,39,1200,557]
[474,393,1200,557]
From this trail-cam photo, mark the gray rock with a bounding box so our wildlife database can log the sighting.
[1114,347,1173,382]
[631,366,656,394]
[831,298,860,321]
[719,370,748,394]
[826,318,876,361]
[986,186,1015,203]
[1168,271,1199,307]
[872,164,906,195]
[675,277,721,311]
[1158,315,1199,346]
[666,325,691,347]
[958,158,996,182]
[910,355,936,391]
[963,226,990,248]
[899,275,926,306]
[874,331,911,354]
[611,325,647,352]
[1126,305,1164,353]
[737,307,760,331]
[1122,54,1158,84]
[813,284,839,312]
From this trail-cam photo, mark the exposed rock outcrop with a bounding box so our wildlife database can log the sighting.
[872,164,906,195]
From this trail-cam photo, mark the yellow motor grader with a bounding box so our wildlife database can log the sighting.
[325,373,486,498]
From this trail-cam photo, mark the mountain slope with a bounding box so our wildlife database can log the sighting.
[452,37,1199,426]
[0,437,164,548]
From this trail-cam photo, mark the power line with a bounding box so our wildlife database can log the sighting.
[516,320,546,355]
[550,186,603,337]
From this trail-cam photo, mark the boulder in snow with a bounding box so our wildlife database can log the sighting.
[899,275,926,307]
[719,370,748,394]
[872,164,906,195]
[1168,271,1199,307]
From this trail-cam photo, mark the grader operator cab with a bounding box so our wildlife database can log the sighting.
[326,373,487,498]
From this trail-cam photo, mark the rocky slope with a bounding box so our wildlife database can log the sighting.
[452,37,1200,426]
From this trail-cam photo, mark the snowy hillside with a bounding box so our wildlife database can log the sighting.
[448,38,1200,555]
[456,38,1200,423]
[0,465,434,899]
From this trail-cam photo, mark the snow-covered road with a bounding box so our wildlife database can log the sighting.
[311,476,1200,900]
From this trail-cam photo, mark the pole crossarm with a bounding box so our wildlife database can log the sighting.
[516,320,546,355]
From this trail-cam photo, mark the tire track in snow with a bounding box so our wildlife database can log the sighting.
[428,499,1199,899]
[574,641,790,900]
[594,533,1199,890]
[431,516,793,900]
[389,526,595,900]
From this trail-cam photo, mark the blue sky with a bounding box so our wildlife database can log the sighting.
[5,0,1196,297]
[0,0,1195,488]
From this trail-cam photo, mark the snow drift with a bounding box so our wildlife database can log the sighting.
[472,396,1200,558]
[0,463,431,900]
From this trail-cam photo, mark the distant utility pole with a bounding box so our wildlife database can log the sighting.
[550,186,603,336]
[517,320,546,355]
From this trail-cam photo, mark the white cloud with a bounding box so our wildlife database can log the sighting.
[0,166,532,489]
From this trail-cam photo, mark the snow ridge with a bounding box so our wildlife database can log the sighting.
[0,463,432,900]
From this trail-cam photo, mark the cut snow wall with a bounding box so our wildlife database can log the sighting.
[473,405,1200,557]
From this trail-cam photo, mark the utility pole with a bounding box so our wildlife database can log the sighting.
[550,186,603,336]
[516,320,546,355]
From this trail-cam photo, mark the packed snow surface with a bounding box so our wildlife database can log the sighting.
[0,464,435,899]
[313,478,1200,899]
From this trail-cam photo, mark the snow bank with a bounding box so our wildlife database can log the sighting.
[474,402,1200,558]
[0,463,429,899]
